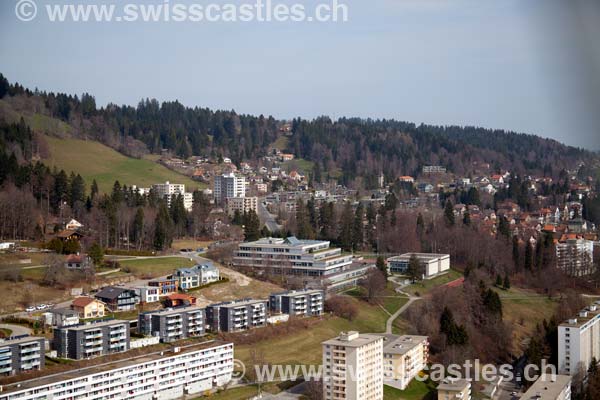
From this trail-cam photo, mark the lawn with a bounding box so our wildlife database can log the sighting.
[282,158,314,174]
[43,135,203,193]
[193,385,259,400]
[235,297,390,367]
[383,379,436,400]
[344,285,409,314]
[119,257,195,278]
[172,239,214,251]
[402,269,463,296]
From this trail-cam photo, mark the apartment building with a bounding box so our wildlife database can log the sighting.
[322,331,383,400]
[148,277,179,296]
[49,308,80,327]
[437,377,471,400]
[138,306,206,342]
[522,374,572,400]
[206,299,268,332]
[226,196,258,216]
[234,236,353,278]
[269,289,324,317]
[213,173,246,205]
[172,263,220,290]
[375,334,429,390]
[0,341,234,400]
[94,286,139,311]
[152,181,193,211]
[136,286,160,303]
[0,336,45,376]
[53,320,130,360]
[556,238,595,277]
[558,301,600,375]
[387,253,450,279]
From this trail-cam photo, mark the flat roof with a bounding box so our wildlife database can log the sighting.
[388,253,450,261]
[0,340,232,394]
[372,334,428,355]
[271,289,323,296]
[322,332,383,348]
[0,336,45,346]
[437,378,471,392]
[58,319,128,331]
[142,305,204,317]
[522,374,571,400]
[209,298,267,308]
[559,303,600,328]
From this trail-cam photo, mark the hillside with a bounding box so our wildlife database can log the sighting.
[43,135,202,193]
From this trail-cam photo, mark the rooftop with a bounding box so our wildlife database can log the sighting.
[209,298,267,308]
[141,305,204,317]
[56,319,128,331]
[388,253,450,261]
[437,377,471,392]
[322,331,383,348]
[522,374,571,400]
[373,334,428,355]
[0,336,45,346]
[559,301,600,328]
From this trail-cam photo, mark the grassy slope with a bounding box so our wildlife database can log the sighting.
[43,135,202,193]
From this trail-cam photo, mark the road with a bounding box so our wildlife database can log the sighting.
[0,323,32,337]
[385,296,420,334]
[257,200,282,233]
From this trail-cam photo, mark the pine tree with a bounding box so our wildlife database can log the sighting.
[132,207,144,248]
[524,242,533,270]
[463,210,471,226]
[504,274,511,289]
[338,202,354,251]
[376,256,388,280]
[495,274,502,287]
[512,236,521,270]
[243,210,261,242]
[88,242,104,265]
[444,200,455,227]
[352,203,364,251]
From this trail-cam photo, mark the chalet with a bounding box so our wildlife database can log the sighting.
[65,219,83,230]
[398,176,415,183]
[94,286,139,312]
[65,254,92,270]
[56,229,83,242]
[165,293,197,308]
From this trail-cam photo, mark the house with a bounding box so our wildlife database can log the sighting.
[65,254,92,270]
[172,263,220,290]
[522,374,571,400]
[71,297,106,319]
[148,277,179,296]
[56,229,83,242]
[94,286,139,312]
[398,176,415,183]
[50,308,80,327]
[65,219,83,230]
[165,293,197,308]
[136,286,160,303]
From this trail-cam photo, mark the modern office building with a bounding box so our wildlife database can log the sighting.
[226,196,258,216]
[556,238,595,277]
[138,306,206,342]
[213,173,246,205]
[387,253,450,279]
[437,378,471,400]
[172,263,220,290]
[375,334,429,390]
[322,331,384,400]
[234,236,353,278]
[53,320,130,360]
[152,181,193,211]
[0,341,234,400]
[94,286,139,311]
[269,289,324,317]
[0,336,45,376]
[521,374,572,400]
[558,301,600,376]
[206,299,268,332]
[322,264,374,292]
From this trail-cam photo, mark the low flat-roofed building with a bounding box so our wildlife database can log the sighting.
[374,334,429,390]
[0,340,234,400]
[437,377,471,400]
[387,253,450,279]
[522,374,572,400]
[0,336,45,376]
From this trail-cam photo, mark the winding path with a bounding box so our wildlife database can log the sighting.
[385,296,421,334]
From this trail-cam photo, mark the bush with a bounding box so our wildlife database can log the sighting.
[325,296,358,321]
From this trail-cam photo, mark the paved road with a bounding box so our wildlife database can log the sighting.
[257,200,282,233]
[385,296,420,334]
[0,323,32,337]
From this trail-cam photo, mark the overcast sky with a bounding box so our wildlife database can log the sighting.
[1,0,599,149]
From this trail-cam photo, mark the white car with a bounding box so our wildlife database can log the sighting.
[36,304,47,310]
[25,306,35,312]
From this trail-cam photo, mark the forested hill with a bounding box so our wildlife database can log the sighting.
[1,73,597,187]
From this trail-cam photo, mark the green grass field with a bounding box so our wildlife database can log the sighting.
[118,257,195,278]
[43,135,203,193]
[402,269,463,296]
[383,379,436,400]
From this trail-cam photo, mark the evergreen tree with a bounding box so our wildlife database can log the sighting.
[88,242,104,265]
[463,210,471,226]
[416,213,424,236]
[408,254,422,282]
[69,174,85,207]
[483,288,503,318]
[512,236,521,270]
[376,256,388,280]
[338,202,354,251]
[524,242,533,270]
[132,207,144,248]
[495,274,502,287]
[243,210,261,242]
[503,274,511,289]
[90,179,99,200]
[352,203,364,251]
[444,200,455,227]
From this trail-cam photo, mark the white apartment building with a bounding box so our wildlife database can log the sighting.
[234,236,353,278]
[213,173,246,205]
[522,374,572,400]
[558,301,600,375]
[0,341,234,400]
[152,181,193,211]
[375,334,429,390]
[322,331,384,400]
[226,196,258,216]
[556,238,595,277]
[437,378,471,400]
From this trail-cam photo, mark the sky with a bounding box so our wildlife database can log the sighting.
[1,0,599,150]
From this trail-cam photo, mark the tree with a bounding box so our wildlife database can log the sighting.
[463,210,471,226]
[338,202,354,251]
[439,306,468,346]
[495,274,502,287]
[132,207,144,249]
[88,242,104,265]
[90,179,99,200]
[352,203,364,251]
[524,242,533,270]
[360,269,386,303]
[444,200,455,227]
[482,288,503,318]
[243,210,261,242]
[376,256,388,280]
[407,254,422,282]
[512,236,520,270]
[504,274,511,289]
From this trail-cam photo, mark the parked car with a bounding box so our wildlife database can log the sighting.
[25,306,35,312]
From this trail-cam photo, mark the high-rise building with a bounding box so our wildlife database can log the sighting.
[226,196,258,216]
[152,181,193,211]
[322,331,383,400]
[0,341,234,400]
[0,336,45,376]
[521,374,571,400]
[375,334,429,390]
[556,238,595,277]
[558,301,600,376]
[213,173,246,205]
